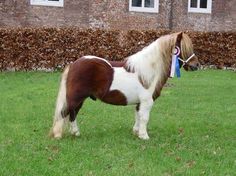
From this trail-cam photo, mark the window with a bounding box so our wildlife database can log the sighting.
[30,0,64,7]
[188,0,212,13]
[129,0,159,13]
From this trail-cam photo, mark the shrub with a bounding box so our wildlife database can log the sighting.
[0,28,235,71]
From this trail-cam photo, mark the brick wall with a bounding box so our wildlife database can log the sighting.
[0,0,89,28]
[0,0,235,31]
[172,0,236,32]
[89,0,170,30]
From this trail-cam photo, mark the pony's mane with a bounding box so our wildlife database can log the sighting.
[180,33,194,60]
[158,32,194,62]
[125,32,194,88]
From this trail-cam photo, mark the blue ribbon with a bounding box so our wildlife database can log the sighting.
[175,56,181,78]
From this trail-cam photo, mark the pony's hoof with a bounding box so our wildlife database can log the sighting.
[54,133,62,139]
[138,133,150,140]
[70,130,80,137]
[74,131,80,137]
[51,128,63,139]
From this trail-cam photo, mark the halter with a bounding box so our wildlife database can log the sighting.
[170,46,196,78]
[178,53,196,66]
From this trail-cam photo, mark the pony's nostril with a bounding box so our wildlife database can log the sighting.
[190,65,198,71]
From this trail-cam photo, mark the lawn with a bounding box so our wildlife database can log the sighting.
[0,70,235,176]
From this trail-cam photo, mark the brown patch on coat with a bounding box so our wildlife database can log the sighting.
[152,73,169,100]
[109,60,126,67]
[110,59,135,73]
[101,90,127,105]
[151,60,171,100]
[66,57,127,110]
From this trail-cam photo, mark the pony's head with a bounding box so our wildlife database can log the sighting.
[175,32,200,71]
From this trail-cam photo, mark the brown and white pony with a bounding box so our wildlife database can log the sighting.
[51,32,200,140]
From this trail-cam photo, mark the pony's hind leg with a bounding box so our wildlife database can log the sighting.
[52,108,69,139]
[68,101,84,137]
[70,119,80,136]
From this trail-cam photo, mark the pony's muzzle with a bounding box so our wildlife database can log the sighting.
[183,62,200,71]
[189,63,200,71]
[184,54,201,71]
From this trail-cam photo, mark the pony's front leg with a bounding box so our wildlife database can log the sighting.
[138,99,153,140]
[133,104,140,135]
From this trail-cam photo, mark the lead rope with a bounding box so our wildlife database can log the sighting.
[178,53,196,66]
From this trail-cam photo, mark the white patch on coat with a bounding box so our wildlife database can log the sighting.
[126,40,165,88]
[110,67,142,104]
[110,67,156,105]
[83,55,112,67]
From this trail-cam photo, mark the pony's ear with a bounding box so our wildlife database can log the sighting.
[177,32,183,43]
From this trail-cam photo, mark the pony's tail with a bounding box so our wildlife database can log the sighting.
[50,66,70,139]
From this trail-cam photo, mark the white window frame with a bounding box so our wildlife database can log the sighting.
[30,0,64,7]
[188,0,212,13]
[129,0,159,13]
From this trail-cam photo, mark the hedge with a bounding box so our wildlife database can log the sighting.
[0,28,235,71]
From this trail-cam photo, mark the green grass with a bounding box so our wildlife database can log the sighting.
[0,70,235,176]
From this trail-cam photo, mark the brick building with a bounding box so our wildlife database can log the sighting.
[0,0,235,31]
